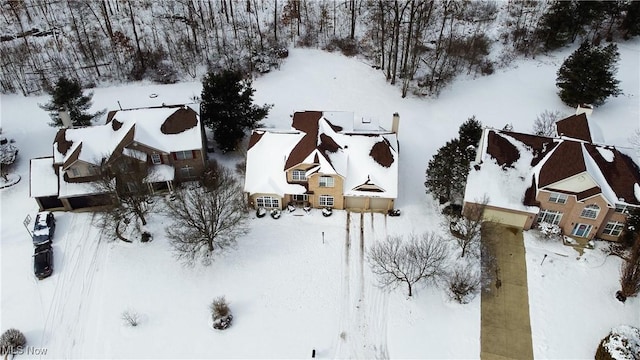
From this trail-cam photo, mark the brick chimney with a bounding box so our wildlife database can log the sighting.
[391,112,400,134]
[576,104,593,116]
[59,107,72,128]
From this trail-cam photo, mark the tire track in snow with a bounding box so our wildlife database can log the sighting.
[334,212,389,359]
[41,213,107,358]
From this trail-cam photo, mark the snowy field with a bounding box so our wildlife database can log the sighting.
[1,39,639,358]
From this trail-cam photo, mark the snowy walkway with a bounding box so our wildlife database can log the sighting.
[480,225,534,360]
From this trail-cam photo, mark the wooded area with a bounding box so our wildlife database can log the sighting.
[1,0,638,97]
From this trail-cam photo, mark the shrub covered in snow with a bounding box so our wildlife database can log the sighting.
[121,310,140,327]
[595,325,640,360]
[210,296,233,330]
[0,328,26,355]
[538,222,562,241]
[270,209,281,219]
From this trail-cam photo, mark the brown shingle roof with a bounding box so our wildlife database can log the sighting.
[160,107,198,134]
[556,113,592,142]
[285,111,326,170]
[503,131,558,166]
[369,139,394,168]
[538,141,586,187]
[584,144,640,205]
[54,129,73,156]
[486,130,520,167]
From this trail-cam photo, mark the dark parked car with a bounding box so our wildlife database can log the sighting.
[32,211,55,246]
[34,241,53,280]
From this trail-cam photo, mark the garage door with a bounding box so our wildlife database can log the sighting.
[369,197,391,212]
[345,196,366,210]
[483,208,528,229]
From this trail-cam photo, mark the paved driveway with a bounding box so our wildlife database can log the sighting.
[480,224,534,360]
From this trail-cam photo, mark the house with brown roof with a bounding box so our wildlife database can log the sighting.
[463,109,640,242]
[30,104,207,211]
[244,111,399,212]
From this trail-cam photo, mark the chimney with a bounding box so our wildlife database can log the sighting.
[391,112,400,134]
[59,107,72,128]
[575,104,593,116]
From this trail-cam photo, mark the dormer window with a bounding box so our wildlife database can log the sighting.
[580,204,600,219]
[549,192,567,204]
[292,170,307,181]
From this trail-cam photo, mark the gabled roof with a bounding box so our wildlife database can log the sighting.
[53,105,201,167]
[466,125,640,209]
[244,111,398,198]
[555,113,593,142]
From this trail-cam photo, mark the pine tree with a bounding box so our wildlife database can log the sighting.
[39,77,105,127]
[556,41,621,107]
[200,70,272,153]
[535,1,580,50]
[426,117,483,204]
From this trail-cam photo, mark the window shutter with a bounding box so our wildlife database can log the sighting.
[192,150,196,159]
[173,152,177,160]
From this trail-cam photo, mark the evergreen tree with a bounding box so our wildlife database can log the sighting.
[458,116,483,148]
[39,77,105,127]
[200,70,272,153]
[556,41,621,107]
[621,0,640,39]
[426,117,483,204]
[621,207,640,248]
[535,1,580,50]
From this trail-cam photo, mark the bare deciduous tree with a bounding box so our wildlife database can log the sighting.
[448,197,487,258]
[164,167,248,266]
[616,236,640,302]
[444,263,480,304]
[93,155,155,242]
[367,232,449,297]
[532,109,563,137]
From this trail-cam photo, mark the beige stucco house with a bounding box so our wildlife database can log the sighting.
[463,109,640,242]
[30,104,207,211]
[244,111,399,212]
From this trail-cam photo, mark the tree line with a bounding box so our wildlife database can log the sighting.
[2,0,638,97]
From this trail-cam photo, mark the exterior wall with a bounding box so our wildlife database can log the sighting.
[248,193,284,209]
[544,172,597,193]
[307,173,345,209]
[171,150,206,182]
[345,196,393,212]
[286,164,314,183]
[463,202,536,229]
[536,189,611,239]
[596,208,628,241]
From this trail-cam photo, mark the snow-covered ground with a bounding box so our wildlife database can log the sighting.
[1,39,639,358]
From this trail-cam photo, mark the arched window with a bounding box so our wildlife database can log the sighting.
[580,204,600,219]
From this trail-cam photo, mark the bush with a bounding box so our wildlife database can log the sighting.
[0,328,26,355]
[210,296,233,330]
[445,264,480,304]
[537,222,562,241]
[121,310,140,327]
[595,325,640,360]
[324,37,360,57]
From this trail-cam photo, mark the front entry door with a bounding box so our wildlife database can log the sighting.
[571,223,592,238]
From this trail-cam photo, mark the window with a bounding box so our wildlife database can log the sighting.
[571,223,593,238]
[549,192,567,204]
[292,170,307,181]
[256,196,279,208]
[174,150,193,160]
[151,153,162,165]
[537,209,563,225]
[580,204,600,219]
[319,195,334,207]
[180,165,196,179]
[87,166,99,175]
[615,204,628,214]
[319,176,334,188]
[292,194,308,202]
[70,168,80,177]
[602,221,624,237]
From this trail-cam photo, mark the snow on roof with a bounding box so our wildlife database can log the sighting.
[53,106,201,166]
[123,147,148,161]
[244,131,307,196]
[245,111,398,198]
[30,157,59,198]
[581,143,618,205]
[596,147,614,162]
[464,132,539,213]
[635,183,640,202]
[145,164,175,183]
[58,170,112,198]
